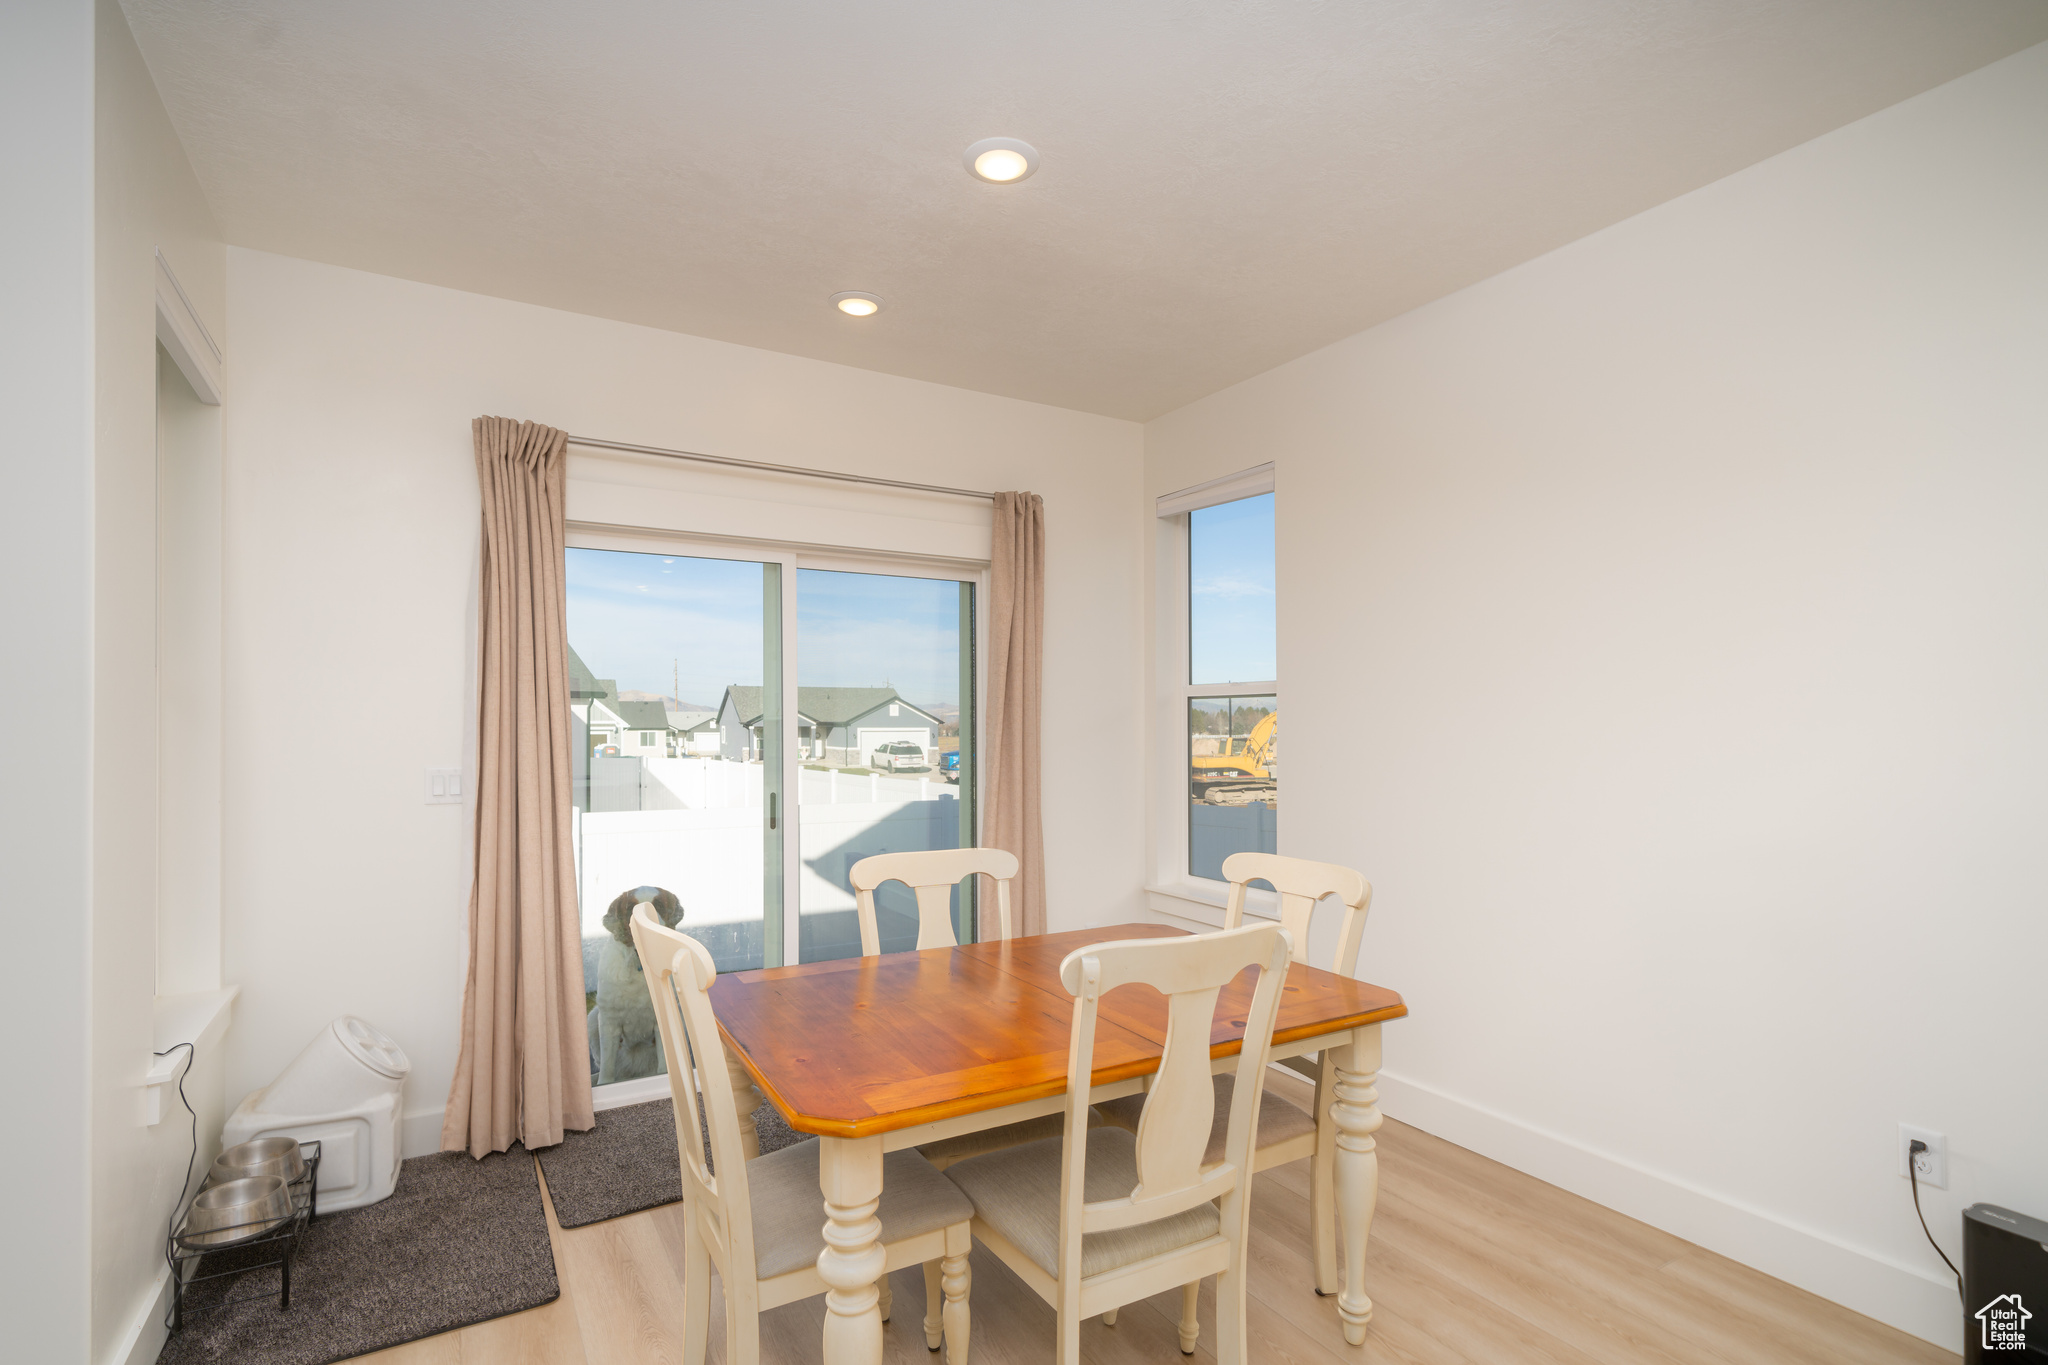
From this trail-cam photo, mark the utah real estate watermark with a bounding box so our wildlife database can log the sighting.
[1976,1293,2031,1353]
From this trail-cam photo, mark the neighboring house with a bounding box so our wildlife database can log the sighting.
[715,684,942,767]
[568,645,628,752]
[614,698,676,756]
[568,645,638,813]
[715,686,816,763]
[668,707,720,756]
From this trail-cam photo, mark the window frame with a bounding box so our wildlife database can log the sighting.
[1148,465,1282,922]
[565,523,991,974]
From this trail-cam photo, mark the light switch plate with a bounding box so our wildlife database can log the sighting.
[425,768,463,804]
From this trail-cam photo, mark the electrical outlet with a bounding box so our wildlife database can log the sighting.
[425,767,463,805]
[1899,1124,1947,1189]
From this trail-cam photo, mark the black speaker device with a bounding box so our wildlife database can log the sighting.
[1964,1203,2048,1361]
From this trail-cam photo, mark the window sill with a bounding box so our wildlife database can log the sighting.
[1143,878,1278,927]
[146,987,239,1125]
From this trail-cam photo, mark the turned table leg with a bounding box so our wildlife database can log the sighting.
[1331,1024,1384,1346]
[724,1049,764,1160]
[817,1134,886,1365]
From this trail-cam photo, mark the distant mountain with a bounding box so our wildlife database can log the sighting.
[924,702,960,721]
[618,689,716,711]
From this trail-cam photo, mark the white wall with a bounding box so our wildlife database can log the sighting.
[220,249,1145,1154]
[157,346,226,995]
[1143,42,2048,1352]
[0,3,96,1358]
[90,2,229,1361]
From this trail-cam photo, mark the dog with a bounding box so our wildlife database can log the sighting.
[588,885,685,1085]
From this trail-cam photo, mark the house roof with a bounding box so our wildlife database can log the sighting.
[566,645,614,702]
[616,699,673,731]
[669,708,718,732]
[719,685,941,728]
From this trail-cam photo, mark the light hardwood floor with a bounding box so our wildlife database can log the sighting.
[350,1073,1957,1365]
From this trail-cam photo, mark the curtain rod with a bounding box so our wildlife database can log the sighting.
[567,435,996,501]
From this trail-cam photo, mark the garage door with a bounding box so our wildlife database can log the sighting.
[857,728,928,763]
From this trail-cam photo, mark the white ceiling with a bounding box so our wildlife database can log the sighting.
[124,2,2048,421]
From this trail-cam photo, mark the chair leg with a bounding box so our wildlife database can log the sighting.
[923,1260,944,1350]
[726,1282,762,1365]
[1179,1280,1200,1355]
[1101,1306,1118,1326]
[879,1268,893,1322]
[1057,1307,1082,1365]
[941,1226,972,1365]
[682,1212,711,1365]
[1215,1267,1247,1365]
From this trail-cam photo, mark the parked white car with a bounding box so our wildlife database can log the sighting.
[871,741,929,772]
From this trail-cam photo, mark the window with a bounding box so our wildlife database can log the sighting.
[564,537,983,1093]
[1157,469,1277,890]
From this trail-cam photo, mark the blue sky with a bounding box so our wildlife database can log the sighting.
[1189,492,1277,684]
[565,549,962,712]
[566,549,765,706]
[798,569,961,712]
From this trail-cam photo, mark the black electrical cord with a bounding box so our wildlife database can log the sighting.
[1907,1139,1964,1303]
[156,1042,199,1330]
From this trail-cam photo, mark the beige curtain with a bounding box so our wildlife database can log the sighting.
[985,492,1046,936]
[442,417,595,1157]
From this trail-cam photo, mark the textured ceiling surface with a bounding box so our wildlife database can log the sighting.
[125,1,2048,419]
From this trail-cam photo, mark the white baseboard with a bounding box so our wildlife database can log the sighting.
[1134,900,1960,1350]
[401,1106,445,1158]
[400,1074,672,1159]
[109,1264,170,1365]
[591,1074,672,1111]
[1373,1069,1962,1354]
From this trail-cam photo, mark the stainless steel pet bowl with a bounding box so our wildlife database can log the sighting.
[209,1136,306,1186]
[183,1175,292,1247]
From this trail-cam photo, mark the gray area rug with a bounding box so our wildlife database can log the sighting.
[157,1146,556,1365]
[536,1097,809,1228]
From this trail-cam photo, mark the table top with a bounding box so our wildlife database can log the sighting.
[709,922,1408,1139]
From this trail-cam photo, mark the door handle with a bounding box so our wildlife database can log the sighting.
[768,791,777,830]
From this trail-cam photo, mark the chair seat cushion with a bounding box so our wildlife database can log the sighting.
[1093,1072,1316,1167]
[943,1128,1222,1279]
[747,1139,973,1280]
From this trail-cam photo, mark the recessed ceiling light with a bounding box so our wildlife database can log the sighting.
[831,291,882,317]
[964,138,1039,184]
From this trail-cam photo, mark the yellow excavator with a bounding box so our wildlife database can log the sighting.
[1190,709,1277,807]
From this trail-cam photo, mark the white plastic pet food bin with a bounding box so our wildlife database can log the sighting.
[223,1016,411,1213]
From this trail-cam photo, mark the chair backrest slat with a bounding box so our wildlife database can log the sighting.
[850,847,1019,955]
[1054,924,1292,1251]
[1134,984,1226,1199]
[1220,851,1372,976]
[631,907,758,1274]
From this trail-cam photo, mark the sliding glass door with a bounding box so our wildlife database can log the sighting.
[566,546,784,1087]
[566,534,981,1093]
[795,568,976,961]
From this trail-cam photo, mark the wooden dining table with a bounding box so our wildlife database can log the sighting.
[709,922,1408,1365]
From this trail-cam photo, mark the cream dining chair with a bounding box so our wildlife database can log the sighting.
[851,848,1081,1173]
[850,846,1014,956]
[1093,850,1372,1299]
[849,845,1106,1340]
[940,922,1294,1365]
[630,906,976,1365]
